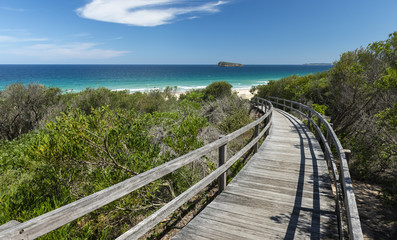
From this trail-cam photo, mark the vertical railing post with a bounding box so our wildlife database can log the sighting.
[308,111,312,129]
[317,117,322,141]
[339,149,351,201]
[290,101,293,111]
[264,101,268,113]
[253,124,259,153]
[218,136,227,194]
[264,112,270,136]
[283,99,286,111]
[344,149,351,165]
[297,104,302,120]
[327,123,333,145]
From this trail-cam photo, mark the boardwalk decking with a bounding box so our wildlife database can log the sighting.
[173,109,337,239]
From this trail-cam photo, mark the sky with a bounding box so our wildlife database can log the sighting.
[0,0,397,64]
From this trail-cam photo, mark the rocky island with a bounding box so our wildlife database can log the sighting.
[217,61,244,67]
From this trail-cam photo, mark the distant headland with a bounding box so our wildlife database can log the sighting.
[217,61,244,67]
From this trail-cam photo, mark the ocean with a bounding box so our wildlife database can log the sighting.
[0,65,332,92]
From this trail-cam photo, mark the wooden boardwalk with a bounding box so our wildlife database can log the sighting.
[173,109,337,239]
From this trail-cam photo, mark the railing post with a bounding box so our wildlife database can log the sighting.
[344,149,351,165]
[265,100,268,113]
[283,99,286,111]
[327,123,333,145]
[253,124,259,153]
[307,111,312,129]
[290,101,293,111]
[316,118,322,141]
[218,135,227,194]
[264,112,270,136]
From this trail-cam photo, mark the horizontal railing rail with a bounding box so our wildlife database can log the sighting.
[268,96,363,240]
[0,98,272,240]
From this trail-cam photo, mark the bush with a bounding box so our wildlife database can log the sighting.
[204,81,232,99]
[0,83,62,140]
[252,72,330,105]
[0,81,255,238]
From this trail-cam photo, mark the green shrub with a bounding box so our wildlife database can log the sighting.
[204,81,232,99]
[0,83,62,140]
[0,81,255,238]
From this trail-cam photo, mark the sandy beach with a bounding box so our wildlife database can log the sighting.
[234,88,254,99]
[174,88,254,99]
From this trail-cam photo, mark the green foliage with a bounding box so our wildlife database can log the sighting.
[312,104,327,115]
[204,81,232,99]
[0,81,253,238]
[253,31,397,206]
[63,87,178,115]
[253,72,330,104]
[201,94,252,133]
[179,89,205,104]
[0,83,62,140]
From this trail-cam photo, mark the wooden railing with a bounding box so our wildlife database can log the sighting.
[269,96,363,240]
[0,98,272,240]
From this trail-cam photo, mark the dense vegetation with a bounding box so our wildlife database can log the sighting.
[253,32,397,206]
[0,81,253,238]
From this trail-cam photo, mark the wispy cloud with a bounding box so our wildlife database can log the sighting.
[0,35,49,43]
[7,42,129,60]
[72,32,92,38]
[76,0,228,27]
[0,6,26,12]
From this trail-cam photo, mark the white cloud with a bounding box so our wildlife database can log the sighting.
[6,42,129,60]
[0,35,49,43]
[0,6,25,12]
[76,0,227,27]
[72,33,92,37]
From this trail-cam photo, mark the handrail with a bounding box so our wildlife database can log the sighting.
[0,98,273,240]
[268,96,363,240]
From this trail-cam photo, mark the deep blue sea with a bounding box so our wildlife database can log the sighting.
[0,65,332,92]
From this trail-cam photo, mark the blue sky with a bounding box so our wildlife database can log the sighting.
[1,0,397,64]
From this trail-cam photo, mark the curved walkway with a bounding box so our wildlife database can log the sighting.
[173,109,337,239]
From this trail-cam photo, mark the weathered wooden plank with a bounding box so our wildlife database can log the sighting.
[228,180,333,200]
[171,226,213,240]
[174,110,337,239]
[0,221,20,234]
[182,216,275,240]
[224,185,334,210]
[201,205,337,239]
[229,173,332,196]
[206,196,336,224]
[246,158,328,172]
[197,205,291,235]
[185,195,336,239]
[270,97,363,239]
[248,159,329,173]
[197,211,287,238]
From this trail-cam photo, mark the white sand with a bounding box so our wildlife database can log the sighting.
[234,88,254,99]
[173,88,255,99]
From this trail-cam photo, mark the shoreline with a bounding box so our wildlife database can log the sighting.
[173,87,254,100]
[234,88,254,99]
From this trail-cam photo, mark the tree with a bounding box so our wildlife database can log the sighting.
[0,83,62,140]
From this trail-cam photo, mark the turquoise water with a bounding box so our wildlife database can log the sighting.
[0,65,332,92]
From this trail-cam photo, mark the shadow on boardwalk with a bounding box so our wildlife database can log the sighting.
[173,109,337,239]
